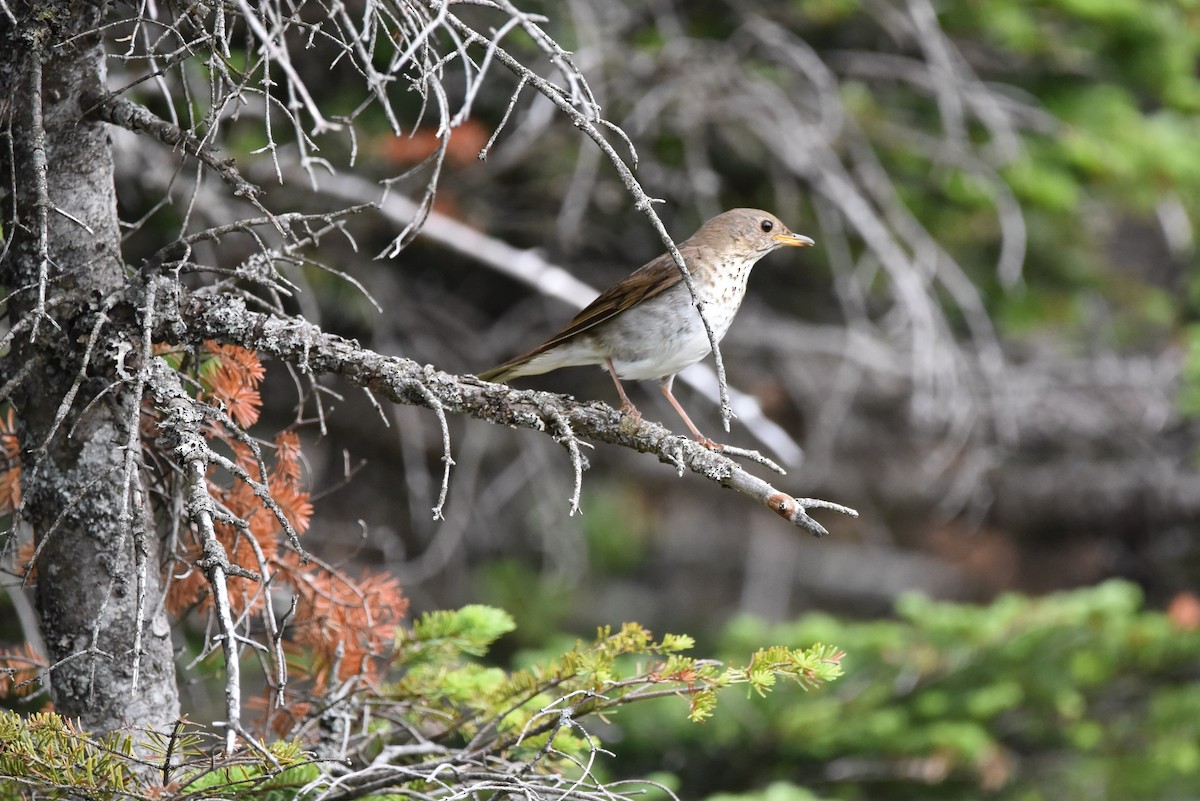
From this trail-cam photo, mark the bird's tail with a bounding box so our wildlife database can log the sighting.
[477,362,517,383]
[479,342,584,383]
[478,352,538,383]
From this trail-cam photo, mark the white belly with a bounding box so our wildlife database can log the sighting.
[599,282,738,380]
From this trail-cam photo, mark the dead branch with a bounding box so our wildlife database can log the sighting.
[146,357,248,754]
[155,284,857,537]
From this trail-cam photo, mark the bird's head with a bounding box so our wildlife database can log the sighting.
[694,208,815,256]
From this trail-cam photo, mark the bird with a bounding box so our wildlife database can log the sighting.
[479,208,815,447]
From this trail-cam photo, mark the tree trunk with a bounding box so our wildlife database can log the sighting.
[1,1,180,737]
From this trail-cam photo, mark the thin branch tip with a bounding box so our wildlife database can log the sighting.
[766,492,858,538]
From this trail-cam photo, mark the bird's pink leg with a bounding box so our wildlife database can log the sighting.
[660,377,721,449]
[605,358,642,421]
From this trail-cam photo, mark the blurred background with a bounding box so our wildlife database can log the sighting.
[102,0,1200,796]
[210,0,1200,625]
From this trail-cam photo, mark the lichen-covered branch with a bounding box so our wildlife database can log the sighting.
[155,285,857,536]
[145,358,247,753]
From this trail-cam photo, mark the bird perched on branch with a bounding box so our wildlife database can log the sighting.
[479,208,815,447]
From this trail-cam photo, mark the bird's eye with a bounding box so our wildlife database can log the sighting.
[760,219,774,233]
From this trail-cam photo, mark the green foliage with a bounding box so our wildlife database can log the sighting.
[797,0,1200,344]
[174,740,320,800]
[389,607,843,757]
[472,560,577,647]
[1179,324,1200,419]
[0,711,138,801]
[397,603,518,662]
[611,580,1200,801]
[0,713,324,801]
[9,586,1198,801]
[0,608,842,799]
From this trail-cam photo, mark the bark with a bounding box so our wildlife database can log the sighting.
[1,1,180,736]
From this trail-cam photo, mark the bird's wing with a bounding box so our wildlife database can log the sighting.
[478,250,685,381]
[548,251,684,345]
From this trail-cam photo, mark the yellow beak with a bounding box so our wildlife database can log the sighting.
[774,232,815,247]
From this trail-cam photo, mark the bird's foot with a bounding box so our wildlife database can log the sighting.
[695,435,724,451]
[617,400,644,435]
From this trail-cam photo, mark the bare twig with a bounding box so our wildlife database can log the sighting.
[82,90,282,233]
[541,406,589,516]
[122,279,158,691]
[24,56,53,339]
[147,358,247,753]
[409,380,455,521]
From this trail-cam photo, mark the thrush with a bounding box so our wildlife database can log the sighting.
[479,208,815,447]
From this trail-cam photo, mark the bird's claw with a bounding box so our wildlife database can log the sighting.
[617,400,644,435]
